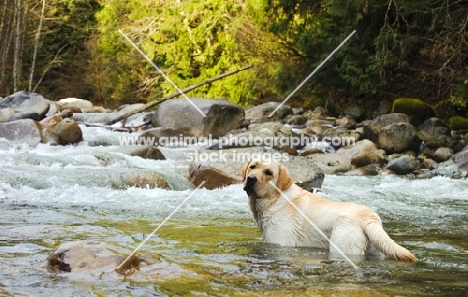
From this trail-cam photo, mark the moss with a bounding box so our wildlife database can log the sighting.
[425,140,452,150]
[448,116,468,131]
[392,98,436,126]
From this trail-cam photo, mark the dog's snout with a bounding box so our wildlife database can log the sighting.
[246,175,257,185]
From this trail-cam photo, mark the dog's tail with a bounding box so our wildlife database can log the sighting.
[362,214,416,262]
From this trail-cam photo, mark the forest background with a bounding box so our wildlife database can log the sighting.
[0,0,466,115]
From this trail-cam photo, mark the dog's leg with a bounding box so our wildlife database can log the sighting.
[329,218,368,256]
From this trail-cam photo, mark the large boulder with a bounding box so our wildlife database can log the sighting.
[391,98,436,126]
[152,98,245,138]
[187,147,324,191]
[360,113,410,142]
[245,102,292,124]
[335,139,378,159]
[378,123,419,154]
[0,91,50,121]
[0,119,43,146]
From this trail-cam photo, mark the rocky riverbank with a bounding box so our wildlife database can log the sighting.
[1,91,467,190]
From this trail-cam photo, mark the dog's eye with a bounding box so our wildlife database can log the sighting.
[249,165,256,169]
[264,170,273,176]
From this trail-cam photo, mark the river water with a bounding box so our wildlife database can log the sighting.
[0,127,467,296]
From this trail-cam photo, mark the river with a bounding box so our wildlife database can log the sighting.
[0,126,467,296]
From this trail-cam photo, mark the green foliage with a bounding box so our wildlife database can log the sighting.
[94,0,256,107]
[1,0,467,111]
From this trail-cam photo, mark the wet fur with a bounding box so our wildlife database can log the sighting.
[242,160,416,262]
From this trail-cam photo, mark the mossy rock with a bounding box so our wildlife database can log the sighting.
[448,116,468,131]
[425,140,453,150]
[392,98,436,126]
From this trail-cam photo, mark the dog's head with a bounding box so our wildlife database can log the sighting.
[241,159,292,200]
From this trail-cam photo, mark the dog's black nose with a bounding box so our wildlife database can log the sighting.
[246,175,257,185]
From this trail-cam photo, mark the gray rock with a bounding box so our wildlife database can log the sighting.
[361,113,410,142]
[306,153,352,174]
[73,113,126,124]
[0,119,43,146]
[335,139,377,159]
[433,147,453,162]
[0,107,14,123]
[307,119,335,134]
[152,98,245,137]
[0,91,50,121]
[335,116,357,129]
[322,128,362,148]
[284,114,307,126]
[245,102,292,124]
[187,147,324,191]
[204,129,275,150]
[453,146,468,169]
[138,127,195,147]
[378,123,419,154]
[385,155,419,175]
[117,103,145,113]
[420,117,450,142]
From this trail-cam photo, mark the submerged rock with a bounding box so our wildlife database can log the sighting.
[46,241,197,280]
[126,172,170,189]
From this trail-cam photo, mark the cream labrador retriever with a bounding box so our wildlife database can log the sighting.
[242,159,416,262]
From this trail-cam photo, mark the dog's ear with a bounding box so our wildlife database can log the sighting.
[277,164,292,191]
[241,160,251,181]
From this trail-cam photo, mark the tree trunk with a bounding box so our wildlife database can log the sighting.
[13,0,21,92]
[29,0,45,92]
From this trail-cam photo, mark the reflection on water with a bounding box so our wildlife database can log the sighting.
[0,128,467,296]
